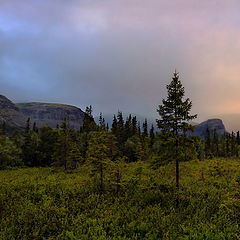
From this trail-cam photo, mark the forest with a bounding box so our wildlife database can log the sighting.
[1,72,240,239]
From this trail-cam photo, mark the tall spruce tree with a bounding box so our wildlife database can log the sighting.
[156,71,197,194]
[99,112,106,131]
[149,124,155,148]
[142,119,148,137]
[111,115,118,135]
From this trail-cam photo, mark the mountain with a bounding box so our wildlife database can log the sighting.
[0,95,87,130]
[0,95,27,130]
[0,95,227,136]
[210,114,240,132]
[190,119,226,138]
[16,102,86,129]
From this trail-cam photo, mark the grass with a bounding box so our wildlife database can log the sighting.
[1,158,240,239]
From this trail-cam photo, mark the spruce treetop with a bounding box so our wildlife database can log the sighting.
[157,71,197,135]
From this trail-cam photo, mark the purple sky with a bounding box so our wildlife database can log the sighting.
[1,0,240,121]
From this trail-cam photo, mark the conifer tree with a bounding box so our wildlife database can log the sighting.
[22,118,41,166]
[132,116,138,136]
[115,111,125,150]
[125,114,132,139]
[149,124,155,148]
[87,131,118,194]
[156,71,197,195]
[205,127,211,158]
[117,111,124,128]
[137,121,141,136]
[38,126,58,166]
[230,132,237,157]
[81,105,96,133]
[237,131,240,145]
[111,115,118,135]
[52,119,81,170]
[99,112,106,131]
[212,129,219,157]
[33,122,38,133]
[236,131,240,157]
[0,122,6,136]
[142,119,148,137]
[25,118,31,134]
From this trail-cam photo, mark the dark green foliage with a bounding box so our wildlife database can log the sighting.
[81,105,96,133]
[0,136,23,169]
[38,126,58,166]
[32,122,38,133]
[98,112,106,131]
[142,119,148,137]
[205,127,212,158]
[22,130,41,167]
[212,129,219,157]
[149,124,155,147]
[124,135,149,162]
[0,121,6,136]
[86,131,118,193]
[111,114,118,135]
[204,129,240,159]
[25,117,30,134]
[53,120,82,170]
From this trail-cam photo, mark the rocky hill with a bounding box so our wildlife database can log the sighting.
[0,95,86,130]
[0,95,27,129]
[16,102,86,129]
[190,119,226,138]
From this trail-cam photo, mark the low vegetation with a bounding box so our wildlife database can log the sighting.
[1,159,240,239]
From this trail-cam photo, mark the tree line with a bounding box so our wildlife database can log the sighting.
[1,72,240,193]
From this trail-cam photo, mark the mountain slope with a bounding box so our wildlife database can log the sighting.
[16,102,86,129]
[0,95,27,129]
[190,119,226,138]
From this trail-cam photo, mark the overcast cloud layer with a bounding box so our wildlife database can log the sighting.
[1,0,240,121]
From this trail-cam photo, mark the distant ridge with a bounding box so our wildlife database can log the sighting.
[0,95,87,130]
[16,102,86,129]
[0,95,27,130]
[189,119,226,138]
[0,94,227,136]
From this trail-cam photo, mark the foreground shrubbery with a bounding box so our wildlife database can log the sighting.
[1,158,240,239]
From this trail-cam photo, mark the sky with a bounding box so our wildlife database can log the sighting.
[1,0,240,122]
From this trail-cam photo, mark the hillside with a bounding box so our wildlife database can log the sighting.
[211,114,240,132]
[16,102,86,129]
[0,95,27,131]
[189,119,226,138]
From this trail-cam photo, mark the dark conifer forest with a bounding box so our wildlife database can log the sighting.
[1,73,240,239]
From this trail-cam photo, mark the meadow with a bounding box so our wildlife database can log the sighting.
[1,158,240,240]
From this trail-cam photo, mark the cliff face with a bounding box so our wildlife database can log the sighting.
[16,102,86,129]
[190,119,226,138]
[0,95,27,128]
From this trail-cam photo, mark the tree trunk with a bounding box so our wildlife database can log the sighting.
[176,158,179,190]
[175,135,180,208]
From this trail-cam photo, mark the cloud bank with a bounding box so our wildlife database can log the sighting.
[1,0,240,121]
